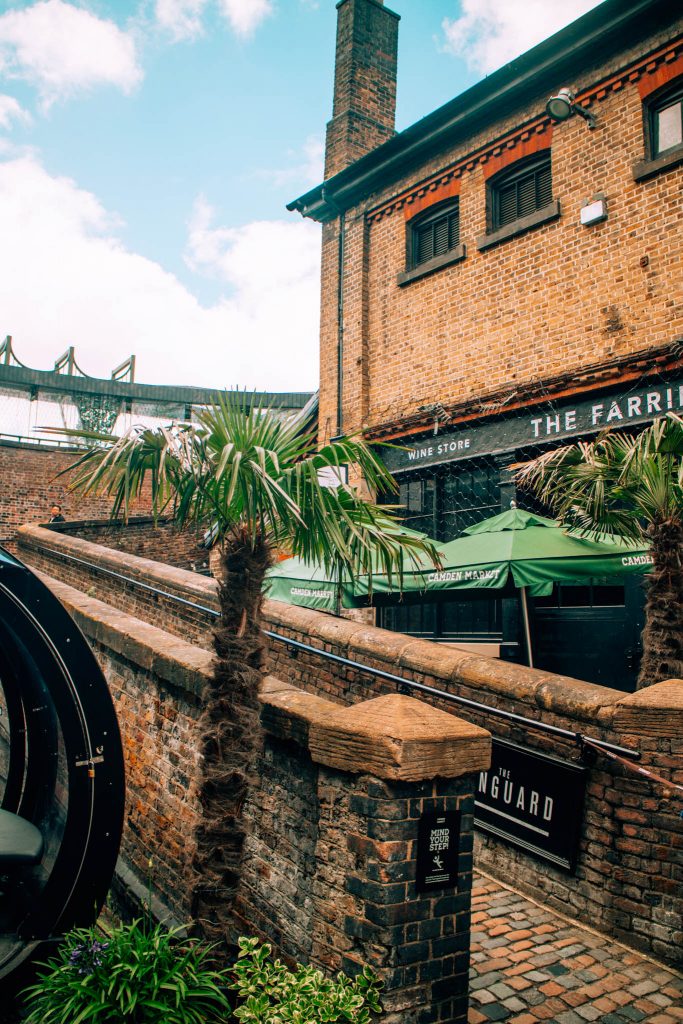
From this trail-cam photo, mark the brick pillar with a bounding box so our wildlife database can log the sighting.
[246,679,491,1024]
[325,0,400,179]
[610,679,683,965]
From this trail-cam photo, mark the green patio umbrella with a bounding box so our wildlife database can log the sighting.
[264,556,341,612]
[352,507,653,666]
[264,524,437,613]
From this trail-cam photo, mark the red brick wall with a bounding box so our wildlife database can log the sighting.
[41,574,209,927]
[19,526,683,967]
[0,441,152,551]
[319,23,683,437]
[58,518,209,573]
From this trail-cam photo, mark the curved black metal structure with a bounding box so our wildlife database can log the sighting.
[0,546,125,985]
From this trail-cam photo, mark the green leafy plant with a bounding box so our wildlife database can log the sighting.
[229,936,382,1023]
[21,919,232,1024]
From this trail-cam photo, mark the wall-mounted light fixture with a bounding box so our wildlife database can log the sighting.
[546,88,597,129]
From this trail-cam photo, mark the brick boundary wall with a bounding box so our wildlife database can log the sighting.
[0,441,153,552]
[32,571,211,927]
[17,524,683,967]
[52,517,210,573]
[34,569,494,1024]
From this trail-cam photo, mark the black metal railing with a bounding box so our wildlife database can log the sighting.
[35,543,640,760]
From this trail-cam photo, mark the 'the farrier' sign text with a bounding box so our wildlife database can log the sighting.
[381,378,683,474]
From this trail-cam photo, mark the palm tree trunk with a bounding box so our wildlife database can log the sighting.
[637,518,683,688]
[192,529,272,945]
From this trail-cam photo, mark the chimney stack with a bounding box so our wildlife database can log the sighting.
[324,0,400,180]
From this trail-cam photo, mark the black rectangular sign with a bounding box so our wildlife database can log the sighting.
[380,378,683,474]
[415,810,460,893]
[474,739,587,872]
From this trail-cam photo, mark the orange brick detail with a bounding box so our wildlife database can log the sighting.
[637,52,683,99]
[482,130,552,180]
[404,177,461,221]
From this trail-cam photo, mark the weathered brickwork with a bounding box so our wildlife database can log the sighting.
[18,523,217,646]
[317,17,683,438]
[0,441,152,551]
[40,573,209,926]
[324,0,399,179]
[36,563,491,1022]
[237,682,490,1024]
[19,527,683,968]
[57,517,209,572]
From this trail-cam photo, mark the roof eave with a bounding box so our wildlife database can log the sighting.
[287,0,677,223]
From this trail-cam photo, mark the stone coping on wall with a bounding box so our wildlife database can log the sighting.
[18,521,219,607]
[612,676,683,737]
[263,601,632,728]
[17,522,683,735]
[261,676,492,781]
[34,570,213,698]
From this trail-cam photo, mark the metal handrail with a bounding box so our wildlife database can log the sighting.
[37,543,641,760]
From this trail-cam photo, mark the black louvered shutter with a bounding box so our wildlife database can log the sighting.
[448,211,460,248]
[494,156,552,230]
[433,216,449,256]
[416,224,432,264]
[517,173,537,218]
[536,163,552,208]
[498,183,518,227]
[412,201,460,268]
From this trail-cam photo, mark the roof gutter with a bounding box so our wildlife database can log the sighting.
[287,0,677,223]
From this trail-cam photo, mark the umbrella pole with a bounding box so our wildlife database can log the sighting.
[520,586,534,668]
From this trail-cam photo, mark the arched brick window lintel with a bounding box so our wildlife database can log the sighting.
[403,178,461,224]
[482,130,553,182]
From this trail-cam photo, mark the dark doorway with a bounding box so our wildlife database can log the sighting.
[532,576,645,691]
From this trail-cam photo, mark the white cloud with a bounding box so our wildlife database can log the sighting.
[217,0,274,38]
[257,135,324,189]
[441,0,602,74]
[0,1,142,108]
[0,94,31,129]
[153,0,274,42]
[0,155,320,392]
[185,194,320,320]
[154,0,209,41]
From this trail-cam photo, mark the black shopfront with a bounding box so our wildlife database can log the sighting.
[378,375,683,692]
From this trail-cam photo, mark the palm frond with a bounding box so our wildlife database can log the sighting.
[59,392,436,583]
[515,414,683,542]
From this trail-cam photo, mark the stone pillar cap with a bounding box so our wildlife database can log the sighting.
[613,678,683,737]
[261,678,491,781]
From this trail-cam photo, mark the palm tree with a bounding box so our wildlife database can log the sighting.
[515,413,683,689]
[63,393,436,944]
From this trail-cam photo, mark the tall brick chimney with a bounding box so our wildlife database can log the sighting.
[324,0,400,180]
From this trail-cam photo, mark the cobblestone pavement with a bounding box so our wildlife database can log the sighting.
[469,873,683,1024]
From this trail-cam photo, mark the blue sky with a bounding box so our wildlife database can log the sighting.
[0,0,601,390]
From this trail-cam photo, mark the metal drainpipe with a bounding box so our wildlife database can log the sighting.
[322,188,345,437]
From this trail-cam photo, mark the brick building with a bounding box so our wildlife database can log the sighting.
[289,0,683,690]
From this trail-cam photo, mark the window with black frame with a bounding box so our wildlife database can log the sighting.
[649,83,683,158]
[410,200,460,268]
[398,199,465,285]
[492,154,553,230]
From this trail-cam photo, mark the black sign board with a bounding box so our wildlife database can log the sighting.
[415,810,461,893]
[380,378,683,474]
[474,739,587,872]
